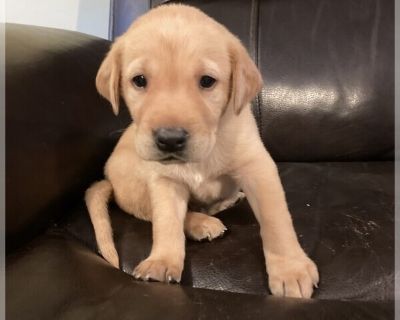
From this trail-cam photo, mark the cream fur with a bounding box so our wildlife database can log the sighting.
[86,4,319,298]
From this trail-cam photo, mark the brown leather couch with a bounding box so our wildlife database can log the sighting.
[6,0,394,318]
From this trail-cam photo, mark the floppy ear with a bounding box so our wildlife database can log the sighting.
[96,42,121,115]
[228,39,263,115]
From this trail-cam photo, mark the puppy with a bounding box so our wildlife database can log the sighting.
[85,4,319,298]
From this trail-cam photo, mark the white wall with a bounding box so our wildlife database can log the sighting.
[5,0,111,39]
[0,0,6,24]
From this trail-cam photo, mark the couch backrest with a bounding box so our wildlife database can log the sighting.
[6,24,131,250]
[112,0,394,161]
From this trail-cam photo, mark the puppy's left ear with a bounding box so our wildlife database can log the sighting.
[228,39,263,115]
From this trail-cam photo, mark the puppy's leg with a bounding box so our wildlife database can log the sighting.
[193,175,243,215]
[133,178,188,283]
[185,211,227,241]
[236,150,319,299]
[207,191,245,215]
[85,180,119,268]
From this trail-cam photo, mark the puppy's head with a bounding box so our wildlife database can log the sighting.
[96,4,262,163]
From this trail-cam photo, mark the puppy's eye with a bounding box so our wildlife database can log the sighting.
[199,75,216,89]
[132,75,147,88]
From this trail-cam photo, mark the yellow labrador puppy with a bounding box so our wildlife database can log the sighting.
[86,4,319,298]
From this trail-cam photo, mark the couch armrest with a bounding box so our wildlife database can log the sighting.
[6,24,130,251]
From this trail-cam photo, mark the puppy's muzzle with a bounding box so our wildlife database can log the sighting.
[153,127,189,153]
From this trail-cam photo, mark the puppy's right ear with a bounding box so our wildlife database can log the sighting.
[96,42,122,115]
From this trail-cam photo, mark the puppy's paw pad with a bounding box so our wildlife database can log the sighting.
[267,253,319,299]
[132,259,182,283]
[186,215,227,241]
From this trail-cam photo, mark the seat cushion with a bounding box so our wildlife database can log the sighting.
[59,161,394,301]
[6,161,394,319]
[6,232,393,320]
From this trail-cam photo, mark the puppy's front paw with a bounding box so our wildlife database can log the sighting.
[133,258,183,283]
[266,253,319,298]
[185,212,227,241]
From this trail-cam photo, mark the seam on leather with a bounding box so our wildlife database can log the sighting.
[250,0,263,134]
[256,0,263,137]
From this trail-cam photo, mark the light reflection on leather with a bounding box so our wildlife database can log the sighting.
[262,85,338,109]
[262,85,365,110]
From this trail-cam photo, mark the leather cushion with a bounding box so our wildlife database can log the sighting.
[257,0,394,161]
[6,24,131,249]
[6,231,393,320]
[61,161,394,301]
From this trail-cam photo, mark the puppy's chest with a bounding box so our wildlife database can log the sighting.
[166,165,225,194]
[189,175,229,208]
[166,165,238,209]
[167,165,214,190]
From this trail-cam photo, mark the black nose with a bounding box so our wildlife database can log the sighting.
[154,127,189,153]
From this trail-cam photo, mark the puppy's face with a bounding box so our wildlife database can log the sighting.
[96,5,262,163]
[121,31,231,163]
